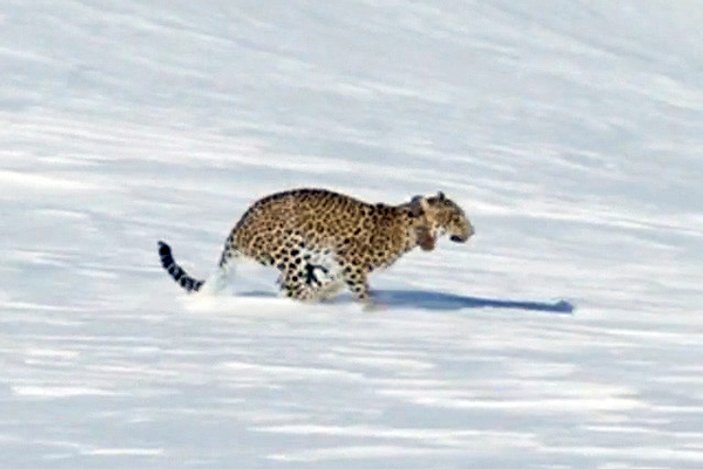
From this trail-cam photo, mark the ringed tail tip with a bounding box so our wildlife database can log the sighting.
[157,240,204,293]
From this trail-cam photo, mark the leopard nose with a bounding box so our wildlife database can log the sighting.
[450,223,474,243]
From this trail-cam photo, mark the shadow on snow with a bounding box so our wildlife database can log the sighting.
[238,289,575,314]
[374,289,575,314]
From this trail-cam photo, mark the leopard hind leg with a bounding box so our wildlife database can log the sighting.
[277,249,343,302]
[198,234,243,295]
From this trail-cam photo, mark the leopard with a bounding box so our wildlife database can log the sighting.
[157,188,474,305]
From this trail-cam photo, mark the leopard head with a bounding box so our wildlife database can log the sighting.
[409,191,474,247]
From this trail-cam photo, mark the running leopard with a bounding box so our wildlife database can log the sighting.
[158,188,474,304]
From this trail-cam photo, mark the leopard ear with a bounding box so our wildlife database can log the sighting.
[437,191,445,201]
[410,195,430,217]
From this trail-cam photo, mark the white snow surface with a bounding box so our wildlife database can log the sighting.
[2,1,703,467]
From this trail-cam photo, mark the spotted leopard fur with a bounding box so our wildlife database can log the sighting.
[158,188,473,304]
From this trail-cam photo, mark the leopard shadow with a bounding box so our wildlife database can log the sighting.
[238,289,574,314]
[373,289,574,314]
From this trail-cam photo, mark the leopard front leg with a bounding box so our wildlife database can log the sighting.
[340,263,372,305]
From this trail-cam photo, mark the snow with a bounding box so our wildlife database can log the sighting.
[1,0,703,467]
